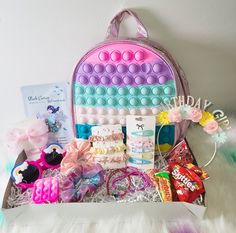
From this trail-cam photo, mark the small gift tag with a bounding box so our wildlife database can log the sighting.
[90,124,127,169]
[126,115,156,170]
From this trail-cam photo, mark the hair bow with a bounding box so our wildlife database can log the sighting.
[6,119,49,152]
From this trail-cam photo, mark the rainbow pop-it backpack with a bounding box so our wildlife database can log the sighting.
[72,9,190,152]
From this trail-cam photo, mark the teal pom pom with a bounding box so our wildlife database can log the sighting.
[212,132,228,144]
[179,105,191,118]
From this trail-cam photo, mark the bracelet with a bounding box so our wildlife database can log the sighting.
[106,169,131,198]
[106,166,152,198]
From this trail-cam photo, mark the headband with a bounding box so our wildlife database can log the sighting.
[156,105,228,167]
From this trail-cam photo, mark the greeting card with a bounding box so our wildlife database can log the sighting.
[21,82,73,148]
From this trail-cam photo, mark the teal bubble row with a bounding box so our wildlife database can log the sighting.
[74,81,176,108]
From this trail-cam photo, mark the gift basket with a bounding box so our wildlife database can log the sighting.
[2,9,231,223]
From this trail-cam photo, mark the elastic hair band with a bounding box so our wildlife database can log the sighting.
[90,144,126,155]
[89,132,124,142]
[60,138,92,175]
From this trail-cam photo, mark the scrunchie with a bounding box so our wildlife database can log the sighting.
[60,163,104,202]
[60,138,92,175]
[60,138,104,202]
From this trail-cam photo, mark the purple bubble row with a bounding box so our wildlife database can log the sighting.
[77,73,170,86]
[81,62,164,75]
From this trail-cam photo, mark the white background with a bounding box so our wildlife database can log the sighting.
[0,0,236,131]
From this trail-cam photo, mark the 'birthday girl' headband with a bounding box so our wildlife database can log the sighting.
[156,96,230,167]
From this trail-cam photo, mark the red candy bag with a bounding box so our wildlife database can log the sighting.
[167,140,194,166]
[183,163,209,180]
[169,163,205,203]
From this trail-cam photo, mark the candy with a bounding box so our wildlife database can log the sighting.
[147,169,172,202]
[169,163,205,203]
[147,169,159,188]
[183,163,209,180]
[155,171,172,202]
[167,139,194,166]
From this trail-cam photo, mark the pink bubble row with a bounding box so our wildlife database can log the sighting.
[98,50,145,62]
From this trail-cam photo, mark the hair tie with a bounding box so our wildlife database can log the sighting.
[60,139,92,175]
[90,144,126,155]
[60,163,104,202]
[89,132,124,142]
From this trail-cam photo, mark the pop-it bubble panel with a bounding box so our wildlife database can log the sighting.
[73,42,177,145]
[32,177,59,204]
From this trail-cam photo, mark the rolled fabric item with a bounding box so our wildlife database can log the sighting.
[60,163,104,202]
[60,138,92,175]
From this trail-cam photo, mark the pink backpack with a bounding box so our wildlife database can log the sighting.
[71,9,190,151]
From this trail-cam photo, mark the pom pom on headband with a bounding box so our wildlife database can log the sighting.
[60,139,93,175]
[156,107,226,144]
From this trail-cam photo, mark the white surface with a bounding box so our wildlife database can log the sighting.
[2,202,206,223]
[0,0,236,134]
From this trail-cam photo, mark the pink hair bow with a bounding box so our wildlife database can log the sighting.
[6,120,49,152]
